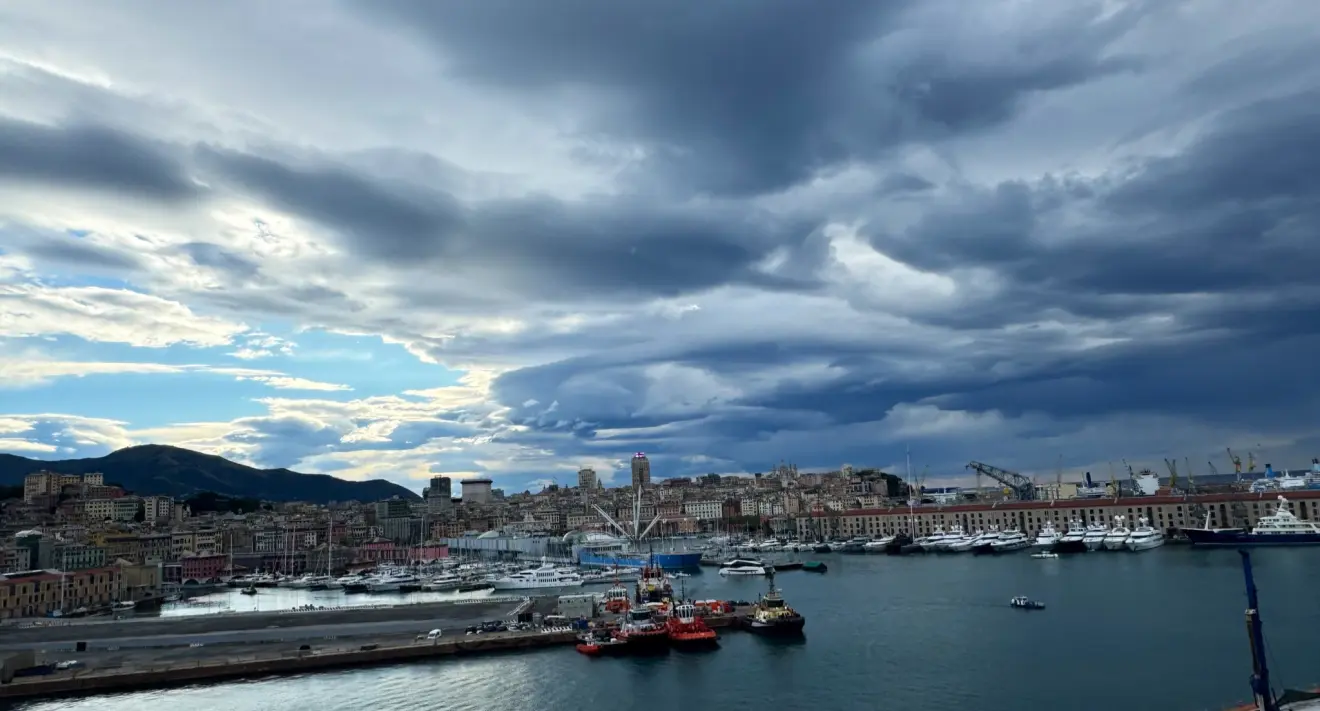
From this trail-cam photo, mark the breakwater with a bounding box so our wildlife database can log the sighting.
[0,630,579,701]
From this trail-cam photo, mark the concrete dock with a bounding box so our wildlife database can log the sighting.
[0,598,754,701]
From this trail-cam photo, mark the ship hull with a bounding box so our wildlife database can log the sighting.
[578,551,702,570]
[742,616,806,636]
[1051,539,1089,554]
[1183,528,1320,546]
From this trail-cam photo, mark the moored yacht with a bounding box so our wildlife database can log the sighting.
[970,526,1004,554]
[489,559,584,590]
[1082,523,1109,551]
[918,528,949,552]
[935,525,969,552]
[719,558,768,576]
[1052,519,1088,553]
[863,535,895,552]
[368,573,422,593]
[947,529,983,553]
[1184,495,1320,546]
[1125,517,1166,551]
[1032,521,1061,548]
[1103,516,1132,551]
[990,529,1031,553]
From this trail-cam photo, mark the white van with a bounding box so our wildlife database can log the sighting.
[426,628,442,641]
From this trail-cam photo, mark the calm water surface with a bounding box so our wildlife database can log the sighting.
[16,547,1320,711]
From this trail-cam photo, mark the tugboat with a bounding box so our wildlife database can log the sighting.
[635,562,673,604]
[742,570,806,636]
[665,602,718,648]
[576,628,629,657]
[614,607,670,651]
[1009,595,1046,610]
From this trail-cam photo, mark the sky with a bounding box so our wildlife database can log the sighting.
[1,0,1319,495]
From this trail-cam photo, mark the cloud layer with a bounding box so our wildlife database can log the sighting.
[2,0,1319,492]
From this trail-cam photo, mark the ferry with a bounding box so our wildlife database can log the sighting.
[1185,496,1320,547]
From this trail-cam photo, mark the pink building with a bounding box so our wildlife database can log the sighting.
[180,553,228,583]
[359,541,448,565]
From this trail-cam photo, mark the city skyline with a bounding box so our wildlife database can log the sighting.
[2,1,1318,495]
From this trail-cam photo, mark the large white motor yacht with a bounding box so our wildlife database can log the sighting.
[1125,517,1166,551]
[1082,524,1109,550]
[719,558,769,576]
[488,559,584,590]
[1032,521,1061,548]
[990,529,1031,553]
[1103,516,1132,551]
[947,529,984,553]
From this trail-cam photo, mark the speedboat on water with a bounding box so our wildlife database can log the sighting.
[1103,516,1132,551]
[1125,517,1166,551]
[1185,495,1320,546]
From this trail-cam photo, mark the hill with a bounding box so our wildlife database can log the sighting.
[0,445,419,504]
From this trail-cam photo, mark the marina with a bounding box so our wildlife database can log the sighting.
[6,546,1320,711]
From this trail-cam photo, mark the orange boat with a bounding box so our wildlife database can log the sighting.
[665,603,718,648]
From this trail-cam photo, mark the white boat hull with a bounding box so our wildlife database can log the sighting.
[1126,537,1166,551]
[1083,537,1106,551]
[490,579,583,590]
[1103,538,1130,551]
[719,567,767,576]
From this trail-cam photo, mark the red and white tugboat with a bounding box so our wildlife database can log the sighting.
[576,628,629,657]
[635,562,673,605]
[614,607,669,651]
[665,602,718,648]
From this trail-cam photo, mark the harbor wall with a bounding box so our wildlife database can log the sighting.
[0,631,578,701]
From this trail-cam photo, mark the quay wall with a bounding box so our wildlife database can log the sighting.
[0,631,578,701]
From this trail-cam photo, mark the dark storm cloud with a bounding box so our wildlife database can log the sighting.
[0,116,198,201]
[358,0,1147,196]
[198,145,823,299]
[869,89,1320,332]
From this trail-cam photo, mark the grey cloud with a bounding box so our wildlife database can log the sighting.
[8,229,144,272]
[358,0,1145,197]
[198,145,824,300]
[0,116,198,201]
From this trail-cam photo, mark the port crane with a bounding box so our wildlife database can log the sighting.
[966,461,1037,501]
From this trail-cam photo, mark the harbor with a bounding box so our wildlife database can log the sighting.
[4,545,1319,711]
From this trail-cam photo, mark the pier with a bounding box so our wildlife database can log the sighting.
[0,594,753,700]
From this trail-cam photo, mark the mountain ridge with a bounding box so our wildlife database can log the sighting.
[0,444,419,504]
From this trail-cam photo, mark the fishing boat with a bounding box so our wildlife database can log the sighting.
[665,602,718,648]
[742,570,805,636]
[1009,595,1046,610]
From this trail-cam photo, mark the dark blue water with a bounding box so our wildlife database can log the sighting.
[16,548,1320,711]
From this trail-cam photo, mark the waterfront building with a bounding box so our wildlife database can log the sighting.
[0,566,123,619]
[794,490,1320,539]
[179,552,228,584]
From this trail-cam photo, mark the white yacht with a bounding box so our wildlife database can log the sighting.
[1103,516,1132,551]
[489,559,584,590]
[990,529,1031,553]
[947,529,984,553]
[863,535,895,552]
[719,558,769,576]
[367,573,422,593]
[970,526,1005,553]
[1032,521,1061,548]
[919,528,950,552]
[936,525,969,552]
[422,573,463,592]
[1082,523,1110,551]
[1125,517,1166,551]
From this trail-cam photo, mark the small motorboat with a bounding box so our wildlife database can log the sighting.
[1010,595,1046,610]
[802,561,827,573]
[1030,552,1059,559]
[240,586,258,595]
